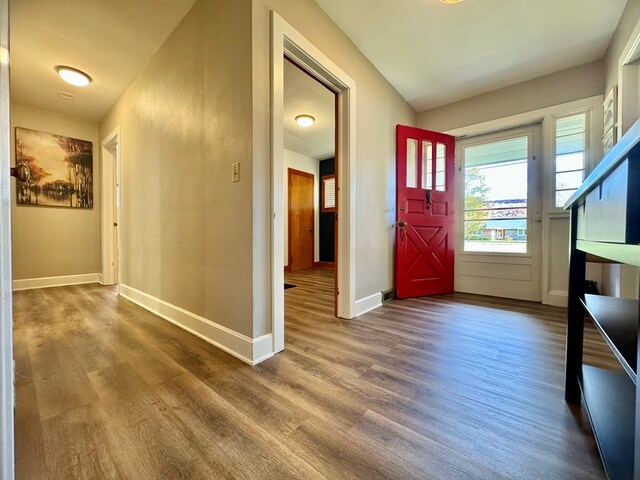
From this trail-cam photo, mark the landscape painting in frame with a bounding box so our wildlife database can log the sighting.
[15,127,93,208]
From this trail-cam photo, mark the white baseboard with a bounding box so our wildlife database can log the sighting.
[355,292,382,316]
[252,334,276,364]
[119,284,273,365]
[12,273,101,291]
[545,290,568,307]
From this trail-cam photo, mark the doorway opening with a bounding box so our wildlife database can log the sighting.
[101,127,120,287]
[618,17,640,139]
[271,12,357,354]
[455,124,543,301]
[283,56,337,324]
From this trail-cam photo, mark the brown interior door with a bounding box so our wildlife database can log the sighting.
[288,168,314,271]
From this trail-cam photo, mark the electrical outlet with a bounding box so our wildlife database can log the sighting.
[232,162,240,183]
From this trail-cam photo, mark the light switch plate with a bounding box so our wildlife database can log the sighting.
[232,162,239,183]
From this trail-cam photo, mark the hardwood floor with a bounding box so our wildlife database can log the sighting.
[13,268,616,479]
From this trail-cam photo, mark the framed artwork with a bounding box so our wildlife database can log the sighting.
[603,87,617,134]
[603,126,616,156]
[15,127,93,208]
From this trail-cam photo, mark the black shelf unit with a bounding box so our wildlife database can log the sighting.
[565,119,640,480]
[580,366,636,480]
[582,294,639,381]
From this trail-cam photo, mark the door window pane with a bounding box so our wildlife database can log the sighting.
[422,140,432,190]
[463,136,528,254]
[406,138,417,188]
[435,143,446,191]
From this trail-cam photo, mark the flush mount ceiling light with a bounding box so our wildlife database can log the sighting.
[55,66,92,87]
[295,114,315,128]
[440,0,463,3]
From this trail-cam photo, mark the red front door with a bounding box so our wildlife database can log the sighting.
[395,125,455,298]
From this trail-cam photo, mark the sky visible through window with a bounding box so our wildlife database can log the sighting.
[478,160,527,201]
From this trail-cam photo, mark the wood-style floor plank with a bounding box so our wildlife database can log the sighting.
[13,267,616,479]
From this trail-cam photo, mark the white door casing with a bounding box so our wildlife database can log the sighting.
[271,11,356,353]
[101,127,121,287]
[618,17,640,140]
[0,0,14,475]
[445,96,602,307]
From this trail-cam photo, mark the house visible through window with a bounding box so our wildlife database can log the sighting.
[554,113,587,208]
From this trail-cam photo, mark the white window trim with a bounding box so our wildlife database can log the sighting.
[445,95,604,307]
[446,96,602,219]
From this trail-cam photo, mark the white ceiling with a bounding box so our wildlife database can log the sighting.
[315,0,628,112]
[284,60,335,160]
[9,0,197,122]
[8,0,629,125]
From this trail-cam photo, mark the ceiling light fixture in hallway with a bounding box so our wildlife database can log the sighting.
[295,114,315,127]
[55,65,91,86]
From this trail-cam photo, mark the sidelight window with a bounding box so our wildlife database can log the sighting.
[554,113,588,208]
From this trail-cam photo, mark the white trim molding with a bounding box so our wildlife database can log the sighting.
[0,0,14,475]
[355,292,382,317]
[271,11,357,354]
[101,126,120,286]
[446,95,603,307]
[546,290,568,307]
[618,17,640,139]
[12,273,102,291]
[120,284,273,366]
[252,334,276,365]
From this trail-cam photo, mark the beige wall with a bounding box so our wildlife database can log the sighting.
[418,60,604,132]
[601,0,640,299]
[416,3,640,305]
[11,102,101,280]
[416,47,606,308]
[252,0,416,334]
[99,0,255,337]
[99,0,415,342]
[604,0,640,95]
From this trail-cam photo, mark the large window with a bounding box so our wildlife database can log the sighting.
[554,113,587,208]
[463,136,529,254]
